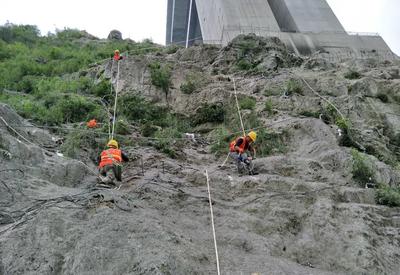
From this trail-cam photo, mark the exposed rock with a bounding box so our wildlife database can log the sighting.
[107,29,123,40]
[1,34,400,274]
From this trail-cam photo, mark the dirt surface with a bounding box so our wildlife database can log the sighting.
[1,36,400,274]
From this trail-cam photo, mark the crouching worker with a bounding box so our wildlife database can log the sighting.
[98,139,129,185]
[229,131,258,175]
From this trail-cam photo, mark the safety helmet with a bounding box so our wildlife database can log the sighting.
[107,139,118,149]
[247,131,257,142]
[114,49,120,53]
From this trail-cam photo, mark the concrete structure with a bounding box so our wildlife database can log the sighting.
[166,0,395,58]
[268,0,345,33]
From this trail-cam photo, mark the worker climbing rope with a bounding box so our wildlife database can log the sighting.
[229,131,258,175]
[113,49,123,61]
[111,49,123,84]
[98,139,129,186]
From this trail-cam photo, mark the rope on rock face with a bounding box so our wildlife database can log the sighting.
[111,60,121,140]
[205,169,221,275]
[218,152,231,168]
[232,77,246,136]
[293,72,345,120]
[0,115,100,177]
[0,116,34,145]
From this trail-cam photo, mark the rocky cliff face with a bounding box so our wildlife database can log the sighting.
[1,35,400,274]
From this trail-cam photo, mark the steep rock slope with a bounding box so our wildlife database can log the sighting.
[1,35,400,274]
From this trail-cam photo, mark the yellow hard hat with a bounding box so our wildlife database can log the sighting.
[114,49,120,53]
[107,139,118,148]
[247,131,257,142]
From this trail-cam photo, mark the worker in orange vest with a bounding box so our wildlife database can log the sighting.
[113,49,123,61]
[229,131,258,175]
[87,119,97,128]
[98,139,129,185]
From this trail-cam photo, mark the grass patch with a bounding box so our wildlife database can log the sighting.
[180,72,206,94]
[344,69,361,80]
[351,149,375,186]
[239,96,256,110]
[286,79,303,95]
[299,110,320,118]
[164,44,181,54]
[210,126,234,156]
[153,127,183,158]
[117,94,169,126]
[61,129,102,160]
[375,185,400,207]
[236,59,254,71]
[264,99,274,115]
[148,62,172,101]
[192,103,225,126]
[0,92,104,125]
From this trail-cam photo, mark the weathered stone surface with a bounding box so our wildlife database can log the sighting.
[1,35,400,274]
[107,29,122,40]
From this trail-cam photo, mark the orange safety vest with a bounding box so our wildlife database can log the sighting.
[113,53,121,61]
[229,136,248,153]
[99,148,122,168]
[87,119,97,128]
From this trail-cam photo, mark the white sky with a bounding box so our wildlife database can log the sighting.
[0,0,399,55]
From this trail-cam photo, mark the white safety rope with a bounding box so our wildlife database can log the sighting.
[111,60,121,139]
[293,73,345,120]
[205,170,221,275]
[232,77,246,136]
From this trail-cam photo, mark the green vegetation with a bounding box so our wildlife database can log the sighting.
[117,94,169,125]
[0,23,161,127]
[192,103,225,126]
[286,79,303,95]
[375,185,400,207]
[234,36,262,71]
[61,129,102,160]
[299,110,320,118]
[351,149,375,186]
[116,94,192,157]
[148,62,172,101]
[164,44,181,54]
[263,88,280,96]
[344,69,361,80]
[153,128,182,159]
[264,99,274,115]
[180,72,206,94]
[320,103,357,148]
[255,128,289,156]
[0,92,104,125]
[210,98,289,156]
[210,126,234,155]
[236,59,255,71]
[239,96,256,110]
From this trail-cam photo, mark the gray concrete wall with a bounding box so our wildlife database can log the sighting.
[196,0,280,42]
[194,0,225,42]
[267,0,298,32]
[166,0,202,46]
[167,0,395,59]
[281,0,345,33]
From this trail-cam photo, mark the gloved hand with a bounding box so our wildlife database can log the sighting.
[237,154,244,162]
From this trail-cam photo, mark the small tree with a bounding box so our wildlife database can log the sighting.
[149,62,172,102]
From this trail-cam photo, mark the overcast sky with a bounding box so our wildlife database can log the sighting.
[1,0,399,55]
